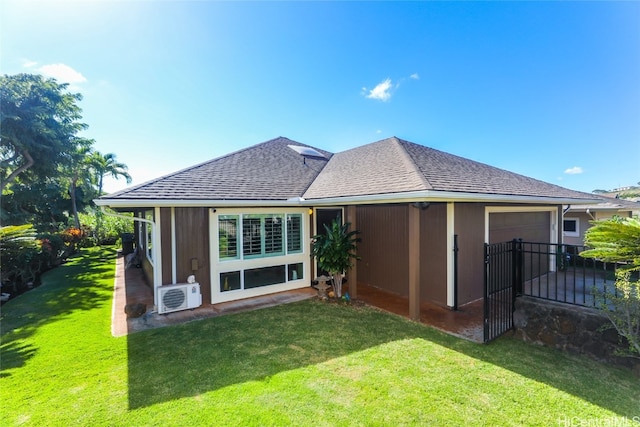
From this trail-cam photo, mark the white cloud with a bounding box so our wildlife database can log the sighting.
[376,129,382,134]
[37,63,87,84]
[22,59,38,68]
[564,166,584,175]
[410,73,420,80]
[365,78,393,102]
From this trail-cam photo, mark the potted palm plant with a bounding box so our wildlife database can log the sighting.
[311,219,360,298]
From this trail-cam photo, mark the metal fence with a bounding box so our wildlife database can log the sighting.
[518,241,622,308]
[484,241,517,342]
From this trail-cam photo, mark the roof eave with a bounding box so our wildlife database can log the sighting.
[305,190,601,206]
[93,198,310,209]
[94,191,601,209]
[566,206,639,213]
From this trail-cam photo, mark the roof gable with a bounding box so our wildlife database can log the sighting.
[103,137,332,201]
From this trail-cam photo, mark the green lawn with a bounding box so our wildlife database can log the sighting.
[1,247,639,426]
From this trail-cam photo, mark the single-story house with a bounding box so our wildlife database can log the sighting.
[563,197,640,246]
[95,136,599,319]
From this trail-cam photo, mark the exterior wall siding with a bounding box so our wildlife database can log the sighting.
[454,203,486,305]
[356,204,409,297]
[419,203,447,305]
[355,203,448,305]
[160,207,173,285]
[175,207,211,304]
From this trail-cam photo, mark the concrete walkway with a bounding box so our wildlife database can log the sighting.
[111,255,316,337]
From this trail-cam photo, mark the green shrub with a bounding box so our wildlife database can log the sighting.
[78,210,134,245]
[37,232,66,261]
[582,216,640,357]
[0,225,40,292]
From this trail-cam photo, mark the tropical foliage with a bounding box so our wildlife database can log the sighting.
[581,216,640,357]
[78,210,134,245]
[0,224,79,293]
[311,219,360,298]
[0,73,87,191]
[0,73,131,300]
[0,225,39,291]
[1,73,131,230]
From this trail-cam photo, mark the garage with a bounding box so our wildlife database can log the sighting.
[488,210,552,244]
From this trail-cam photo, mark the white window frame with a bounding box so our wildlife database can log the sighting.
[210,208,310,304]
[563,217,580,237]
[144,209,154,263]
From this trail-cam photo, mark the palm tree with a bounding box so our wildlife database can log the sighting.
[89,151,132,197]
[65,140,94,229]
[89,152,131,242]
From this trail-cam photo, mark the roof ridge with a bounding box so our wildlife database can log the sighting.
[392,137,434,191]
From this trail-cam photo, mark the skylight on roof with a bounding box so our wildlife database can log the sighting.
[288,145,326,159]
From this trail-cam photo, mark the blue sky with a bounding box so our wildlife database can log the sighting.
[2,1,639,194]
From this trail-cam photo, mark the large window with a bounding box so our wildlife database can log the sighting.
[219,263,303,293]
[216,211,306,294]
[218,213,302,261]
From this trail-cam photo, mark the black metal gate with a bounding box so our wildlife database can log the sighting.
[483,240,521,343]
[483,239,617,342]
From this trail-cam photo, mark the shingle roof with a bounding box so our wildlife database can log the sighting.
[303,137,594,201]
[302,137,430,199]
[103,137,331,200]
[101,135,596,203]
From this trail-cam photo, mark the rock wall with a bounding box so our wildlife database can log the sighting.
[513,297,639,373]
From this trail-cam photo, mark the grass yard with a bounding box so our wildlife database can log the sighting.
[1,247,639,426]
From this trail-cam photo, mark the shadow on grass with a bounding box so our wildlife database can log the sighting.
[127,300,420,409]
[127,299,640,417]
[0,247,116,377]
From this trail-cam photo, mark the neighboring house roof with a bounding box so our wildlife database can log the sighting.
[101,137,332,201]
[98,136,598,207]
[303,137,595,201]
[566,196,640,213]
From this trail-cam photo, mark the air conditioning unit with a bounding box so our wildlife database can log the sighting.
[157,283,202,314]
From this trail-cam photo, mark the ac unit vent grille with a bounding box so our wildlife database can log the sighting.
[157,283,201,314]
[163,288,186,309]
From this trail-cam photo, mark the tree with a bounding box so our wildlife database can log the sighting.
[87,151,131,240]
[1,74,88,191]
[88,151,131,196]
[311,219,360,298]
[0,179,71,229]
[581,217,640,357]
[64,139,95,229]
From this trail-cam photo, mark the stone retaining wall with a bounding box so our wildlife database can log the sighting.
[513,297,639,374]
